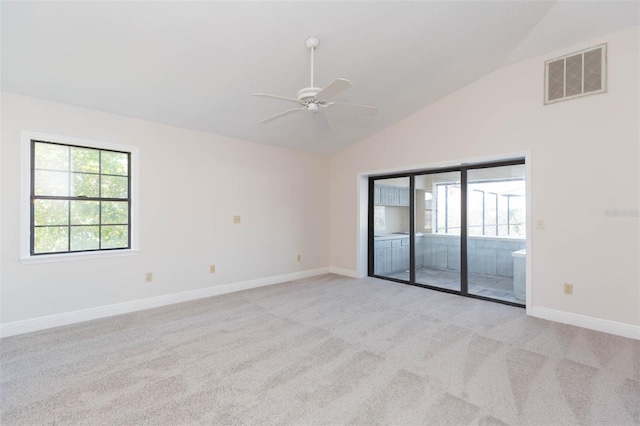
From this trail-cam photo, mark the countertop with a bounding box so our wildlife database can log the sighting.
[374,233,424,240]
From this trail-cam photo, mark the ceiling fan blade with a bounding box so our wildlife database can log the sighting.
[328,101,378,117]
[316,78,352,101]
[252,93,301,104]
[258,107,305,124]
[313,111,331,133]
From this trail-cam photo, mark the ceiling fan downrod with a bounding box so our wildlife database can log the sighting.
[305,37,319,89]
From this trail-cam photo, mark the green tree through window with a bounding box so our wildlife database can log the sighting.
[31,140,131,254]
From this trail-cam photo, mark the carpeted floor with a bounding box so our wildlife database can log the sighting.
[1,274,639,425]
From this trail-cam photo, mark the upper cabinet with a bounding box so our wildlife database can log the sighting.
[374,185,410,206]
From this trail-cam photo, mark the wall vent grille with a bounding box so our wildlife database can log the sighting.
[544,44,607,105]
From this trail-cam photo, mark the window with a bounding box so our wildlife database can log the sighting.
[23,132,138,260]
[435,179,525,237]
[435,184,462,234]
[424,192,433,232]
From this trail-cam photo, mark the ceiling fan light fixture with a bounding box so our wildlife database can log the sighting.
[307,103,319,114]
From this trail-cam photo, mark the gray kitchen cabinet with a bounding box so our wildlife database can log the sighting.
[375,236,420,275]
[400,238,410,270]
[415,236,424,268]
[391,246,403,271]
[374,240,392,274]
[374,185,410,207]
[384,186,399,205]
[399,187,410,206]
[390,239,409,272]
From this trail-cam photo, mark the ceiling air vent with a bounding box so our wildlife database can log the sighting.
[544,44,607,105]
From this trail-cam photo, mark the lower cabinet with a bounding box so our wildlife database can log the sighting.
[374,240,392,275]
[391,239,402,271]
[415,236,424,268]
[391,246,403,271]
[400,238,410,271]
[374,237,411,275]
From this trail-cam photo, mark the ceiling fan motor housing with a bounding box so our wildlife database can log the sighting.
[297,87,322,104]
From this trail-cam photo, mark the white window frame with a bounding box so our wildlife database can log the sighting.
[20,131,140,263]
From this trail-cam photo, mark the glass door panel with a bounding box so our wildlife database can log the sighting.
[373,176,410,281]
[467,165,526,303]
[414,171,461,291]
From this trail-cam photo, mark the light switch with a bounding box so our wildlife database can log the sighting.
[233,215,241,224]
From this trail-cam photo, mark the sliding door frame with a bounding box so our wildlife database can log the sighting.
[368,158,526,308]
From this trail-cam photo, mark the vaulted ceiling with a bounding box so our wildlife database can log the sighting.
[2,1,638,156]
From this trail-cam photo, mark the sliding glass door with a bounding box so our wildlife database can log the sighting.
[467,164,526,304]
[372,177,410,281]
[369,159,526,307]
[414,171,461,292]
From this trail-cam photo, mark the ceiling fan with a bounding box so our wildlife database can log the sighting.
[252,37,378,124]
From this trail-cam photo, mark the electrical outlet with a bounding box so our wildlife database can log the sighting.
[564,283,573,295]
[536,219,545,229]
[233,215,241,224]
[145,272,153,282]
[297,254,301,262]
[209,264,216,273]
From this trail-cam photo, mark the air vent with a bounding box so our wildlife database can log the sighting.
[544,44,607,105]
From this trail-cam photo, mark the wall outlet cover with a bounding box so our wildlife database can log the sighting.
[564,283,573,295]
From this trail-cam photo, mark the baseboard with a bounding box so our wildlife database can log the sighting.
[329,266,359,278]
[529,306,640,340]
[0,267,330,338]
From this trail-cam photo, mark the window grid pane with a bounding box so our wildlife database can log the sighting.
[34,226,69,254]
[34,199,69,226]
[31,140,131,255]
[437,179,525,238]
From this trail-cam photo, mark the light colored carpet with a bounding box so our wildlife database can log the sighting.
[1,274,639,425]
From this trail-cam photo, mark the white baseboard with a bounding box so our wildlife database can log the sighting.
[329,266,359,278]
[529,306,640,340]
[0,267,330,338]
[6,269,636,341]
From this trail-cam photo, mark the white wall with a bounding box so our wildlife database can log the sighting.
[330,26,640,330]
[1,27,637,338]
[1,92,331,326]
[381,206,410,234]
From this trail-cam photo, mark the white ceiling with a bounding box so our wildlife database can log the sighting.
[2,1,638,156]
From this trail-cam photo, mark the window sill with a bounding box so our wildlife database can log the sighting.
[20,249,139,264]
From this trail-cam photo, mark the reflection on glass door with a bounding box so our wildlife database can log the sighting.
[372,177,410,282]
[414,171,461,291]
[467,165,526,304]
